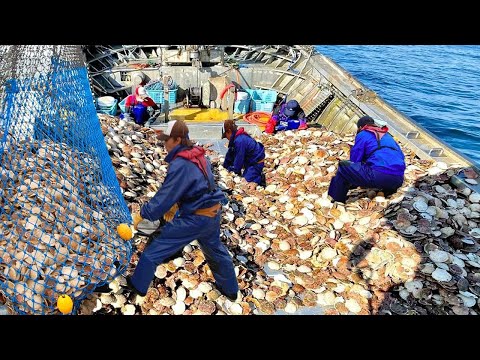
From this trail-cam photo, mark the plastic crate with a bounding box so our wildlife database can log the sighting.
[251,101,275,112]
[118,97,127,113]
[96,98,118,115]
[145,88,178,106]
[245,89,278,103]
[234,99,250,114]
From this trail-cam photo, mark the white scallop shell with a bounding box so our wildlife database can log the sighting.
[265,184,277,193]
[434,185,447,194]
[401,225,417,235]
[413,201,428,212]
[250,223,262,231]
[345,299,361,313]
[429,250,450,263]
[299,250,313,260]
[431,268,452,282]
[320,247,337,260]
[446,198,458,208]
[297,265,312,273]
[284,302,298,314]
[229,303,243,315]
[121,304,136,315]
[267,261,281,270]
[440,227,455,237]
[399,289,410,300]
[405,280,423,293]
[172,301,186,315]
[173,257,185,268]
[252,288,265,300]
[198,282,213,294]
[469,228,480,238]
[333,219,344,230]
[469,192,480,203]
[435,162,448,170]
[458,294,477,308]
[176,287,187,302]
[293,215,308,226]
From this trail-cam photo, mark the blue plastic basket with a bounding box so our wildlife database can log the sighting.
[145,88,177,106]
[251,101,275,112]
[245,89,278,103]
[234,99,250,114]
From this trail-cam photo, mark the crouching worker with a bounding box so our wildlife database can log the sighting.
[128,119,239,300]
[328,115,406,203]
[125,86,160,126]
[222,119,266,187]
[265,99,308,134]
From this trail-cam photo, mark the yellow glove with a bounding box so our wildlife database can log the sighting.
[132,212,143,230]
[163,203,179,222]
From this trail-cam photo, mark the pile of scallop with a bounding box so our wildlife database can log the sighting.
[83,115,480,315]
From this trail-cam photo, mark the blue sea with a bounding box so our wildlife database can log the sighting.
[315,45,480,165]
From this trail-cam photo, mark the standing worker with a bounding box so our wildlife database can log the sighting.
[328,115,406,203]
[128,119,239,300]
[222,120,266,187]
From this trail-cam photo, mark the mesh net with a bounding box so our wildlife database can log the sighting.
[0,45,132,314]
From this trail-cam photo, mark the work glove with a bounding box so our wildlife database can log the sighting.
[132,212,143,230]
[163,203,179,222]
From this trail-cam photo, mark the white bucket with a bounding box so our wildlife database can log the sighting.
[236,91,249,101]
[97,96,116,108]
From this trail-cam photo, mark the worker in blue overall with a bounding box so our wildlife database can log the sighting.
[222,120,266,187]
[328,115,406,203]
[129,120,239,300]
[265,99,308,133]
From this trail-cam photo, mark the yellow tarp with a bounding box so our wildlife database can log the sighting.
[169,108,243,122]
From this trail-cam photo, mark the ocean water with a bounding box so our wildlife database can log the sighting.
[315,45,480,165]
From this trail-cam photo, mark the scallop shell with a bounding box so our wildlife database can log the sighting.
[284,302,298,314]
[469,192,480,203]
[431,268,452,282]
[458,294,477,308]
[172,301,186,315]
[413,201,428,212]
[400,225,418,235]
[345,299,361,313]
[252,288,266,300]
[267,261,281,270]
[228,303,243,315]
[292,215,308,226]
[320,247,337,260]
[429,250,450,263]
[440,227,455,237]
[468,228,480,238]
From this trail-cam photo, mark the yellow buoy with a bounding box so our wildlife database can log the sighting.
[117,223,133,240]
[57,294,73,314]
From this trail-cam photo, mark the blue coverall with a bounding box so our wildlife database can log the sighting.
[130,145,238,297]
[223,128,265,185]
[328,127,406,203]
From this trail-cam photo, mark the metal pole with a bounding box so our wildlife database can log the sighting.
[163,75,170,121]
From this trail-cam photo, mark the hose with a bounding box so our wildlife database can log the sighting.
[243,111,272,130]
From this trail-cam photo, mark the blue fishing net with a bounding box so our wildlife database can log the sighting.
[0,45,132,314]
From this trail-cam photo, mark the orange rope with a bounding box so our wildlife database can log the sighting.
[243,111,272,131]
